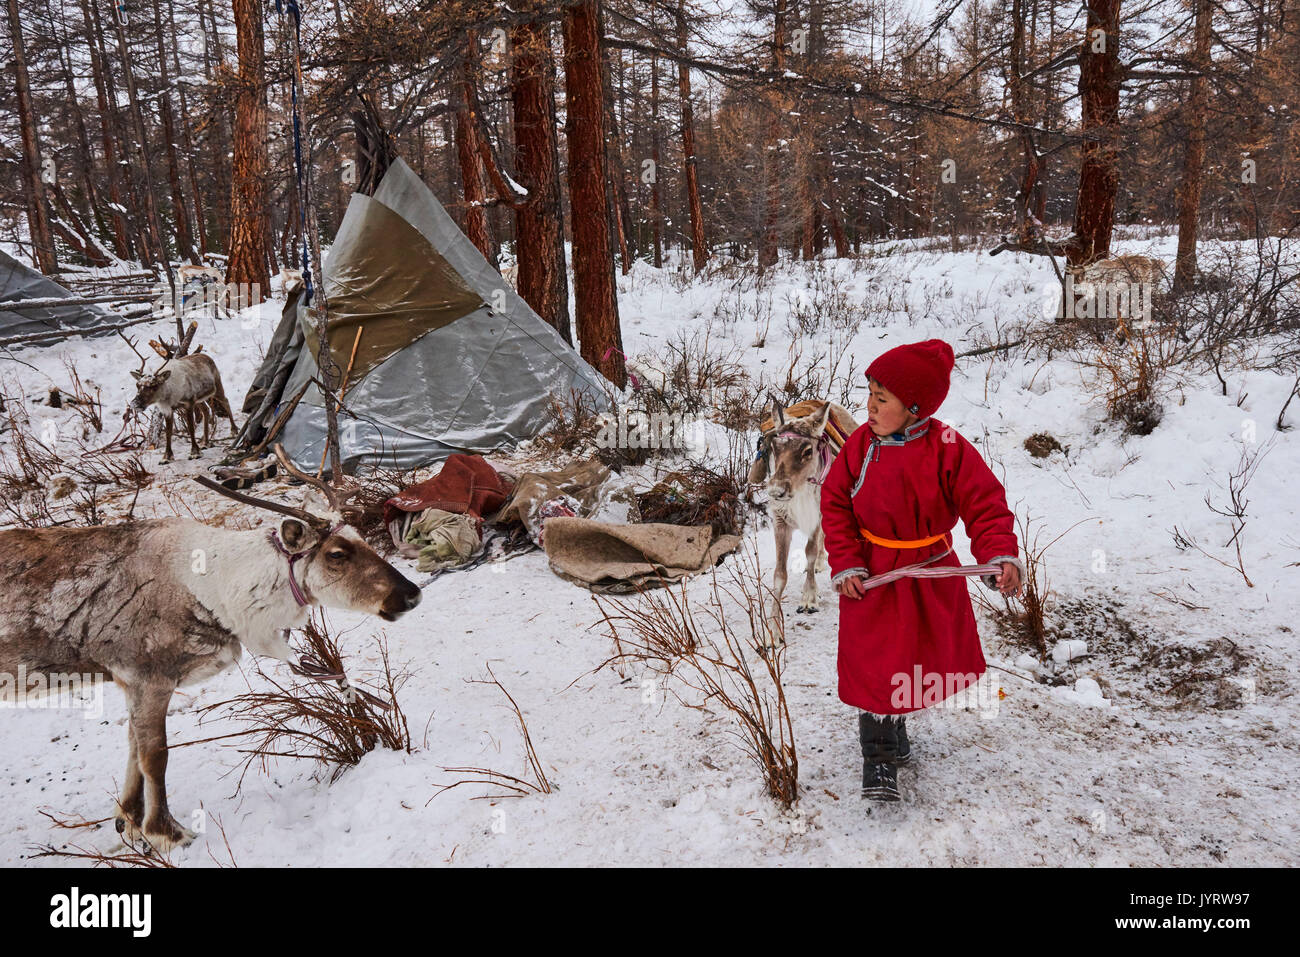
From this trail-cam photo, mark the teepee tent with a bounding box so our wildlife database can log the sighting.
[0,249,121,341]
[237,158,609,471]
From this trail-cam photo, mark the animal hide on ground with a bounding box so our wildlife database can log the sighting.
[542,517,741,593]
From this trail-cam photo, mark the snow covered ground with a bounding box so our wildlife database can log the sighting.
[2,235,1297,866]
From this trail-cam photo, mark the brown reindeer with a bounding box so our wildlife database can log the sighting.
[751,398,858,622]
[1066,254,1167,323]
[131,353,238,463]
[0,447,421,852]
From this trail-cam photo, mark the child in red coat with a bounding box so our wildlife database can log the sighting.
[819,339,1024,802]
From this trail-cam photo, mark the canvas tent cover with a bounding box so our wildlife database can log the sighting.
[0,249,121,340]
[240,159,608,471]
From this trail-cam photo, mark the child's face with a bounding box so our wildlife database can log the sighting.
[866,378,919,436]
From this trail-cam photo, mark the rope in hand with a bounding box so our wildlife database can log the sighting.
[844,543,1005,595]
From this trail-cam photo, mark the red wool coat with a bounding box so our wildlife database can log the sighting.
[819,417,1020,715]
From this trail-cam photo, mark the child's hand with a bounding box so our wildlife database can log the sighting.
[996,562,1023,598]
[834,575,867,599]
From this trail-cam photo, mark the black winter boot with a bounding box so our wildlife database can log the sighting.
[859,713,901,802]
[896,716,911,764]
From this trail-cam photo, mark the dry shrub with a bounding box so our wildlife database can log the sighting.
[976,511,1094,655]
[762,327,858,408]
[30,807,237,867]
[199,612,411,785]
[0,417,61,527]
[635,464,746,537]
[783,260,873,335]
[1083,319,1184,435]
[1171,439,1272,589]
[640,328,750,417]
[529,387,653,468]
[1023,432,1064,458]
[430,664,553,800]
[0,408,153,528]
[62,358,104,435]
[348,463,425,555]
[1167,237,1300,385]
[592,545,798,810]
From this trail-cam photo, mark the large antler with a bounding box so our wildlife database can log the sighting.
[192,475,331,531]
[272,444,360,515]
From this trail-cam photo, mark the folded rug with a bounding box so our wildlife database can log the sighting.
[542,517,741,593]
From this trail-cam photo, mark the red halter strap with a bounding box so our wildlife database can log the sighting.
[268,524,342,608]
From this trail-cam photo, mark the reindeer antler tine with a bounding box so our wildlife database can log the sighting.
[272,443,346,511]
[193,475,328,529]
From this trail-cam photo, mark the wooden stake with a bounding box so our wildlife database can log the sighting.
[316,327,363,477]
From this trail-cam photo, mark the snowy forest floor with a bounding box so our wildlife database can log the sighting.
[2,232,1297,866]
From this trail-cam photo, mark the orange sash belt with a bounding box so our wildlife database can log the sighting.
[859,527,949,550]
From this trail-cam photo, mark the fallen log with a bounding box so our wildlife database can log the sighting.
[0,313,165,348]
[0,293,158,309]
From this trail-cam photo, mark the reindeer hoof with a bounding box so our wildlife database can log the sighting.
[797,604,819,614]
[141,817,196,853]
[115,815,143,845]
[188,451,202,460]
[160,456,173,465]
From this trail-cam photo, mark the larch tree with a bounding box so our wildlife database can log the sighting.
[510,14,572,341]
[227,0,270,291]
[563,0,626,388]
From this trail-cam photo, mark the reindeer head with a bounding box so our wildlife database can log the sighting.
[129,367,172,411]
[281,518,422,621]
[764,399,831,503]
[194,446,421,622]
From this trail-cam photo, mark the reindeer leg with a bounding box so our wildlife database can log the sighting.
[162,415,174,463]
[766,516,793,649]
[772,515,791,602]
[113,683,145,844]
[130,683,196,853]
[186,406,201,459]
[217,384,237,435]
[798,525,824,613]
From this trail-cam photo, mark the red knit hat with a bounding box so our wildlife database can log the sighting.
[864,339,955,418]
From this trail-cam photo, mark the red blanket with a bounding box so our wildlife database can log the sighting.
[382,454,512,528]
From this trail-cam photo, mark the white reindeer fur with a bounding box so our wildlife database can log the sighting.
[174,520,366,664]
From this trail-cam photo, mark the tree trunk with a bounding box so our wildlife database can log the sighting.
[109,0,172,283]
[7,0,58,272]
[77,0,132,259]
[455,34,495,265]
[150,0,196,263]
[676,0,708,273]
[758,0,789,272]
[1009,0,1042,244]
[1173,0,1212,294]
[562,0,626,388]
[510,18,571,342]
[50,182,114,266]
[649,49,663,269]
[45,5,108,258]
[602,43,632,274]
[1070,0,1123,266]
[200,0,233,251]
[228,0,270,292]
[169,0,209,257]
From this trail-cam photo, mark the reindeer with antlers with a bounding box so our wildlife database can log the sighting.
[0,447,421,852]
